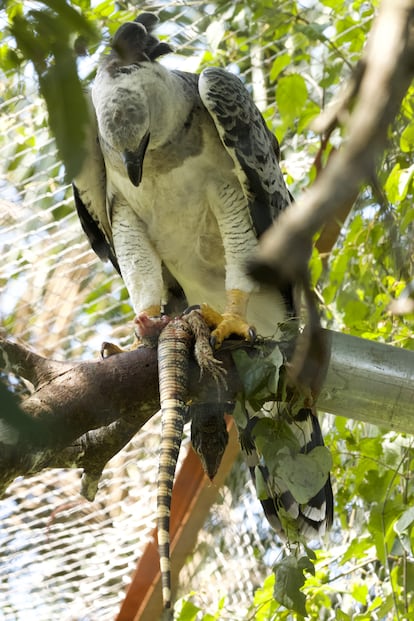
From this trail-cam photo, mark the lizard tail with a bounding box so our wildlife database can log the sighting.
[157,319,192,609]
[157,408,185,609]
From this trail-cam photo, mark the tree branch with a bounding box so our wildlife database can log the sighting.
[249,0,414,284]
[2,327,414,500]
[0,337,160,495]
[0,336,239,498]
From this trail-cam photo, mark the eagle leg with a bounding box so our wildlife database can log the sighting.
[202,289,256,349]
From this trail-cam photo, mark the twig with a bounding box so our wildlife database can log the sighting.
[249,0,414,284]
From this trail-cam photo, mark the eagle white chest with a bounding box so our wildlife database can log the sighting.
[104,107,252,303]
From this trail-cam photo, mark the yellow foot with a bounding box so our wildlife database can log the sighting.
[201,289,256,349]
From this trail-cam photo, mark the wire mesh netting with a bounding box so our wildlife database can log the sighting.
[0,1,376,619]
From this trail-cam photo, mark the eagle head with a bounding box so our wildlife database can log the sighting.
[92,13,174,187]
[110,14,172,65]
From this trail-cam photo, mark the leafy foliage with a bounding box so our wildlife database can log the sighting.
[3,1,97,178]
[232,340,333,615]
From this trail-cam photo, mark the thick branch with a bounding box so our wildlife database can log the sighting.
[2,329,414,499]
[0,336,238,497]
[0,337,160,443]
[0,338,159,495]
[0,337,73,388]
[250,0,414,283]
[55,418,145,501]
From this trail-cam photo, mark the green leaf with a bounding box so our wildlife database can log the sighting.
[343,298,369,323]
[0,43,22,70]
[175,598,201,621]
[253,573,279,621]
[231,346,282,403]
[358,469,393,503]
[39,57,88,179]
[309,246,323,287]
[7,4,99,179]
[351,582,368,605]
[270,53,291,82]
[297,554,315,575]
[273,555,313,616]
[385,163,414,203]
[40,0,97,38]
[371,593,397,618]
[9,13,47,72]
[275,446,332,504]
[368,500,405,564]
[400,121,414,152]
[253,418,301,461]
[276,74,308,127]
[254,573,275,607]
[394,506,414,535]
[341,536,374,564]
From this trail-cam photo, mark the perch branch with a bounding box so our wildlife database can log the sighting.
[0,337,160,495]
[0,336,239,497]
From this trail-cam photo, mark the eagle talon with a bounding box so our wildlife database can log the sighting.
[207,313,256,349]
[201,295,256,349]
[101,341,125,358]
[248,327,257,344]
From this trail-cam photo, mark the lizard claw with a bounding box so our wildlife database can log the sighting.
[182,304,201,315]
[134,312,170,347]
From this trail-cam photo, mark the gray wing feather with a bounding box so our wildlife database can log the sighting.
[199,67,291,237]
[73,91,120,274]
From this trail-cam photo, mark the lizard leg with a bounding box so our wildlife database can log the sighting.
[134,307,170,347]
[101,305,166,357]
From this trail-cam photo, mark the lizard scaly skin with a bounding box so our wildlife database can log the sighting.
[157,309,227,610]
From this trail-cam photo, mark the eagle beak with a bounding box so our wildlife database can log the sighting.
[123,130,150,187]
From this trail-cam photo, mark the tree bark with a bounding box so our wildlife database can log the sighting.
[0,336,238,497]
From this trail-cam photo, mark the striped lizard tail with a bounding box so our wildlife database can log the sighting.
[157,317,193,610]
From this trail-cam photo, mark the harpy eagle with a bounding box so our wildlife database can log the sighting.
[73,10,333,554]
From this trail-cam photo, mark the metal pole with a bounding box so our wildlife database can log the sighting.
[318,330,414,433]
